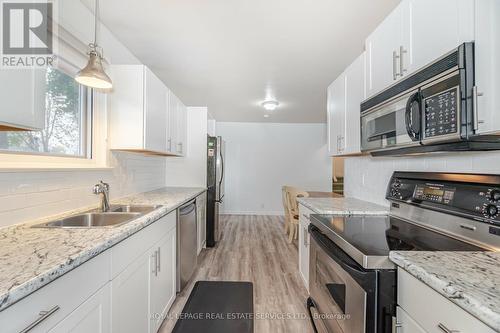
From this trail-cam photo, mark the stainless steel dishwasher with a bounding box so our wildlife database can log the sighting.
[177,200,197,292]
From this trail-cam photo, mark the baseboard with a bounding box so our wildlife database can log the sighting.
[220,211,284,216]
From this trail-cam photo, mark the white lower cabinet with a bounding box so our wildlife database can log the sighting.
[396,306,426,333]
[397,268,495,333]
[0,211,178,333]
[48,284,111,333]
[196,192,207,255]
[149,227,177,333]
[111,250,152,333]
[298,203,315,291]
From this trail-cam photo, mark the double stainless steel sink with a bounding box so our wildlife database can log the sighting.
[33,205,162,228]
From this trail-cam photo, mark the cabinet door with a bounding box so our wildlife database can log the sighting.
[149,228,177,333]
[327,74,346,156]
[111,251,151,333]
[197,192,207,254]
[402,0,474,75]
[343,53,364,155]
[365,4,403,98]
[0,68,46,130]
[396,306,427,333]
[144,67,167,152]
[168,92,179,153]
[176,103,187,156]
[475,0,500,135]
[48,284,111,333]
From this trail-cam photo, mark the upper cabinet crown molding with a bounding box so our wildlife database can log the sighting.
[108,65,187,157]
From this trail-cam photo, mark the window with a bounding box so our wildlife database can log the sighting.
[0,67,91,158]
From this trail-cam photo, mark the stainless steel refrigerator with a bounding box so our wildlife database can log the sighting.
[206,136,225,247]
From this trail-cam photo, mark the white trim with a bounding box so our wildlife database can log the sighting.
[220,211,284,216]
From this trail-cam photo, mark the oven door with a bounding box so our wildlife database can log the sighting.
[361,89,421,152]
[308,226,376,333]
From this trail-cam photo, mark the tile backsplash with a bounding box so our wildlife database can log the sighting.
[344,151,500,206]
[0,152,166,228]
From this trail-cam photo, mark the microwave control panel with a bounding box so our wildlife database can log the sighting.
[423,87,459,138]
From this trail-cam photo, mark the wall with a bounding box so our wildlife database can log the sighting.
[217,122,332,215]
[344,151,500,206]
[165,107,208,187]
[0,1,167,228]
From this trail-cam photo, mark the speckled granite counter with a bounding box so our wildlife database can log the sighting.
[390,251,500,331]
[298,197,388,215]
[0,187,205,311]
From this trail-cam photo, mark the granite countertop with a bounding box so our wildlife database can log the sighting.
[390,251,500,332]
[0,187,205,312]
[298,197,388,215]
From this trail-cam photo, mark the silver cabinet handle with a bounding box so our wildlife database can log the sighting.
[399,45,407,76]
[438,323,459,333]
[157,247,161,273]
[20,305,60,333]
[303,227,309,246]
[392,317,402,332]
[393,50,400,80]
[152,250,158,276]
[472,86,484,131]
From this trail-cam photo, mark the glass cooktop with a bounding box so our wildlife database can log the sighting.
[310,214,485,269]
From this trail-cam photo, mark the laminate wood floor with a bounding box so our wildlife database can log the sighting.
[159,214,313,333]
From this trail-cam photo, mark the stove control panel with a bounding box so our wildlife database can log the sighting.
[387,172,500,226]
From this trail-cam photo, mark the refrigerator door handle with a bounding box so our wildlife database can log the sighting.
[218,148,224,200]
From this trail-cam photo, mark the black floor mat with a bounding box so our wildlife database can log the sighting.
[172,281,254,333]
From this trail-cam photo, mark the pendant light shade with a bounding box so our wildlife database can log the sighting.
[75,0,112,90]
[75,50,112,89]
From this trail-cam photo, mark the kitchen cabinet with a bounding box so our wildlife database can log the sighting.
[474,0,500,135]
[196,192,207,254]
[0,68,46,130]
[167,91,187,157]
[327,53,364,156]
[365,0,474,98]
[397,268,495,333]
[109,65,187,156]
[149,228,177,333]
[0,251,110,333]
[111,211,177,333]
[48,284,111,333]
[298,203,315,291]
[395,306,426,333]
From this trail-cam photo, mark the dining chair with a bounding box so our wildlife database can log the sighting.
[281,186,292,235]
[285,187,309,243]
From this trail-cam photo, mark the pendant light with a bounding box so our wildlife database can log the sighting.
[75,0,112,90]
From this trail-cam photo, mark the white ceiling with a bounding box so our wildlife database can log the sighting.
[83,0,399,123]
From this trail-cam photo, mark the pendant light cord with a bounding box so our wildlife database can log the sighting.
[94,0,99,47]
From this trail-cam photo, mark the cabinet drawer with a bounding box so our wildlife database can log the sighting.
[398,268,495,333]
[0,251,110,333]
[111,211,176,279]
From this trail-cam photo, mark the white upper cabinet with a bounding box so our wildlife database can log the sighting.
[327,53,364,156]
[0,69,46,130]
[365,5,403,98]
[108,65,189,156]
[144,67,168,153]
[365,0,474,98]
[166,91,187,156]
[402,0,474,74]
[474,0,500,135]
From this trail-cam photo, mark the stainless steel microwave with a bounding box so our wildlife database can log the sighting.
[360,42,500,156]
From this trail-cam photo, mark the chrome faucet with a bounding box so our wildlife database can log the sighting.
[93,181,110,212]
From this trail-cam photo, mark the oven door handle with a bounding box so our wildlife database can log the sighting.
[309,225,373,284]
[405,91,421,142]
[306,297,320,333]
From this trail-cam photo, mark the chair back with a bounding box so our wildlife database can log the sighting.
[282,186,292,220]
[286,187,309,217]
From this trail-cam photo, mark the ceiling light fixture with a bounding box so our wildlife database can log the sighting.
[75,0,113,90]
[261,100,279,111]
